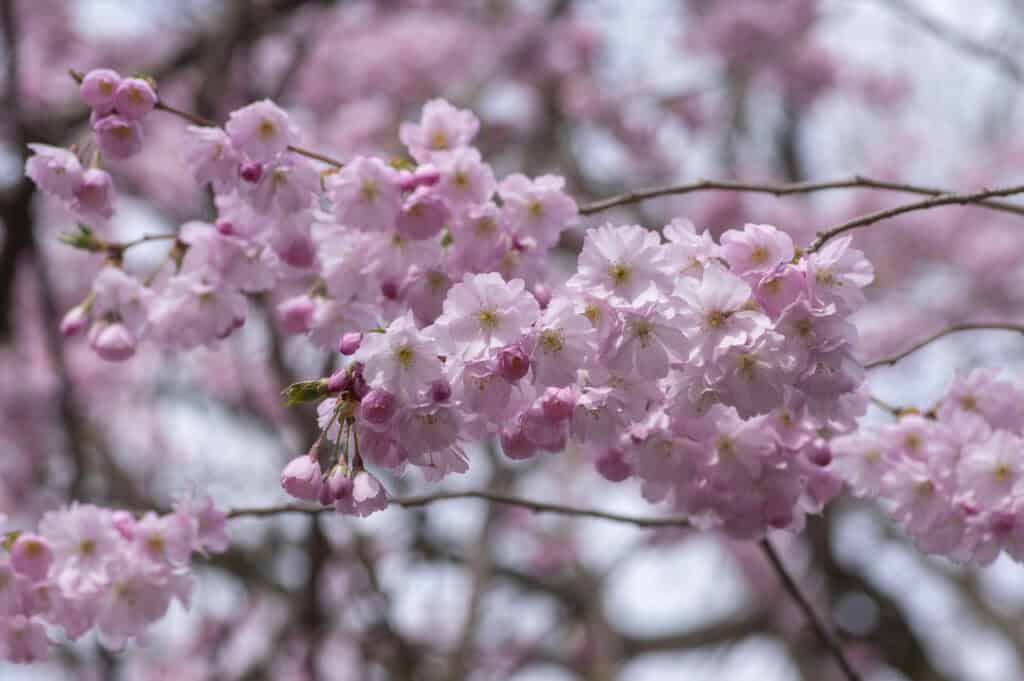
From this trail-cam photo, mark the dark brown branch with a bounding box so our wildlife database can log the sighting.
[760,537,862,681]
[226,490,693,528]
[808,184,1024,252]
[578,176,1024,218]
[865,322,1024,369]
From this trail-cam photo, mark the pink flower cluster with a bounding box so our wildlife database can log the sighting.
[26,70,880,539]
[0,497,227,663]
[285,220,874,538]
[831,368,1024,564]
[80,68,157,160]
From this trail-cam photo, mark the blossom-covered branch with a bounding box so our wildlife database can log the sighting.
[68,69,345,168]
[865,322,1024,369]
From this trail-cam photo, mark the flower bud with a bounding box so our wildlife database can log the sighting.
[540,386,575,423]
[595,448,631,482]
[396,191,449,241]
[239,161,263,183]
[380,279,400,300]
[112,77,157,120]
[278,296,315,334]
[532,284,552,310]
[500,422,537,460]
[281,452,323,501]
[320,466,353,506]
[338,332,362,355]
[10,534,53,582]
[79,68,121,114]
[326,371,348,396]
[215,219,234,235]
[90,321,136,361]
[496,344,530,382]
[360,388,397,425]
[92,114,144,160]
[60,305,89,337]
[429,378,452,403]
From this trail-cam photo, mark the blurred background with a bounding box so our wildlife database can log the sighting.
[3,0,1024,679]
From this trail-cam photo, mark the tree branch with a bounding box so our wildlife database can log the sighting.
[760,537,862,681]
[808,184,1024,252]
[865,322,1024,369]
[226,490,693,528]
[579,176,1024,218]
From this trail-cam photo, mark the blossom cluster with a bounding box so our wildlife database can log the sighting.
[286,221,874,536]
[26,70,878,538]
[0,497,227,663]
[831,368,1024,565]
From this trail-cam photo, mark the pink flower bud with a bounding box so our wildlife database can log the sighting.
[532,284,552,310]
[397,165,442,191]
[335,470,388,517]
[281,452,323,501]
[360,388,397,425]
[807,441,832,467]
[327,369,350,394]
[338,332,362,355]
[429,378,452,403]
[60,305,89,337]
[496,344,530,382]
[278,295,315,333]
[9,534,53,582]
[215,219,234,235]
[239,161,263,183]
[89,321,137,361]
[380,279,400,300]
[112,77,157,120]
[320,466,353,505]
[396,191,449,241]
[595,448,631,482]
[92,114,144,159]
[111,511,137,540]
[540,386,575,423]
[500,422,537,460]
[79,68,121,114]
[275,231,316,269]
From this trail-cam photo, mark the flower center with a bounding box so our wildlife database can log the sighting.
[430,130,448,150]
[995,462,1012,481]
[610,263,631,286]
[395,345,415,368]
[539,328,564,354]
[258,118,277,140]
[706,310,726,328]
[361,181,378,202]
[477,308,499,329]
[738,353,757,379]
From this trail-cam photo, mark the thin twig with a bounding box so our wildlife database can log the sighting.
[226,490,693,528]
[578,176,1024,218]
[808,184,1024,252]
[760,537,862,681]
[865,322,1024,369]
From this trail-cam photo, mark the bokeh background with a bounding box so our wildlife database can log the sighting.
[3,1,1024,679]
